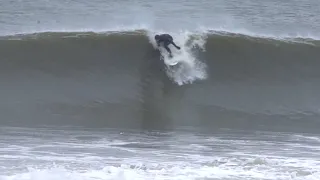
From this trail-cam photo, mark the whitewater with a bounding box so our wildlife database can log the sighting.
[1,127,320,180]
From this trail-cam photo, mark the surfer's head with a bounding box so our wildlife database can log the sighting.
[155,35,160,40]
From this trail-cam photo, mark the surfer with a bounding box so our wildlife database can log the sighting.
[155,34,181,57]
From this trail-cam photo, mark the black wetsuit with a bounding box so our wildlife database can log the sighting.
[155,34,180,55]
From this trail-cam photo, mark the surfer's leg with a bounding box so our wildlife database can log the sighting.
[164,42,172,56]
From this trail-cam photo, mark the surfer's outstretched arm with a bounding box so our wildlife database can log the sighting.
[170,41,181,49]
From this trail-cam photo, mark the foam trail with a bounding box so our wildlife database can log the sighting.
[147,31,207,85]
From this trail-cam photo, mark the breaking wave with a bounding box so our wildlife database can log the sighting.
[1,29,319,85]
[1,29,320,130]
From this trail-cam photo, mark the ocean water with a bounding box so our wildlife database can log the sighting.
[1,127,320,180]
[1,0,320,179]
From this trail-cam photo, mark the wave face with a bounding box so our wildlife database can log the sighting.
[1,30,320,132]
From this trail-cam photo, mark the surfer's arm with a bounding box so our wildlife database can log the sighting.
[170,41,181,49]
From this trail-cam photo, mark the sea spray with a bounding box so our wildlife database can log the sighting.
[148,31,208,85]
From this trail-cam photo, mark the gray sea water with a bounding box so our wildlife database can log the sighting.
[1,0,320,37]
[1,127,320,180]
[1,0,320,179]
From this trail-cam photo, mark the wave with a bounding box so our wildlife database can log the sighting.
[1,29,320,130]
[1,29,320,84]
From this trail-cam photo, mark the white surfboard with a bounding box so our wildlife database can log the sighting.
[164,56,179,66]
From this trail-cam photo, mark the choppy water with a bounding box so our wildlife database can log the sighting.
[1,127,320,180]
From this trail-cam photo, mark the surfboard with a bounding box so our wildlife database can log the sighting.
[164,55,179,66]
